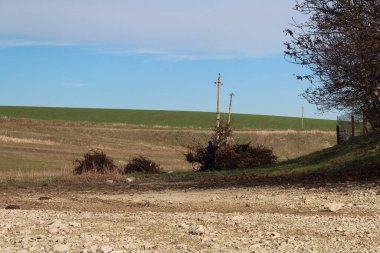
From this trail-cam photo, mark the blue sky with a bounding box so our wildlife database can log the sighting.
[0,0,336,119]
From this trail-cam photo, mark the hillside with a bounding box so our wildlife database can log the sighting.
[270,131,380,181]
[0,117,335,176]
[200,131,380,184]
[0,106,336,131]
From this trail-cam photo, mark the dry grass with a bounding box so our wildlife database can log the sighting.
[0,135,55,145]
[0,167,127,186]
[235,130,336,135]
[0,167,71,182]
[0,117,336,180]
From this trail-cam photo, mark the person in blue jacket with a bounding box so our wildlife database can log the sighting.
[205,141,217,170]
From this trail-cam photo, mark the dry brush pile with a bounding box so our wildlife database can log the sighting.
[185,124,277,171]
[73,149,162,175]
[186,143,277,171]
[123,156,162,174]
[73,149,118,175]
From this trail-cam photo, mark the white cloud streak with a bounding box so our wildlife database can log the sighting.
[0,39,74,48]
[0,0,299,58]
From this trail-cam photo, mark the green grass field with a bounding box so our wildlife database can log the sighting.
[0,106,336,130]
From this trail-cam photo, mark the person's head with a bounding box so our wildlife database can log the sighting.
[208,141,212,146]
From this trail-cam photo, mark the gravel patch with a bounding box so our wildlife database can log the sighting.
[1,184,380,252]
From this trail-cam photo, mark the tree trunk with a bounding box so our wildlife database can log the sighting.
[366,103,380,129]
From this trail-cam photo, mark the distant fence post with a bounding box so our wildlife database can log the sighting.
[351,115,355,137]
[336,125,340,145]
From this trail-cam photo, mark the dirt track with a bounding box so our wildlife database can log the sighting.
[1,183,380,252]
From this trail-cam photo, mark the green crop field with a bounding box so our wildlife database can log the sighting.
[0,106,336,131]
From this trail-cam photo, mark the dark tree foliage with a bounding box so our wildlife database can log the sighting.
[285,0,380,127]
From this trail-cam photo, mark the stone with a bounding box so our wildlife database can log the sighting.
[141,243,153,250]
[189,225,205,235]
[301,196,313,204]
[53,244,70,252]
[36,235,44,240]
[249,244,262,251]
[178,223,190,229]
[69,221,82,228]
[176,244,188,250]
[28,246,39,251]
[126,177,135,183]
[201,236,211,244]
[88,245,98,253]
[99,245,113,253]
[269,232,281,239]
[105,180,114,185]
[55,236,66,244]
[326,202,344,212]
[210,195,220,201]
[48,227,59,234]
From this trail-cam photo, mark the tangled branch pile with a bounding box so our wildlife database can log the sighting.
[73,149,117,175]
[185,122,277,171]
[123,155,162,174]
[185,143,208,170]
[217,143,277,169]
[186,143,277,171]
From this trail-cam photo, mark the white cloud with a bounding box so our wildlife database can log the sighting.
[0,38,74,48]
[0,0,299,57]
[99,47,164,56]
[160,53,251,62]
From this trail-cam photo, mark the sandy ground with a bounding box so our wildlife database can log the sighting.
[1,183,380,252]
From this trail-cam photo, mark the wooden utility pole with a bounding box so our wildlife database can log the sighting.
[228,93,235,125]
[301,106,304,130]
[214,73,222,128]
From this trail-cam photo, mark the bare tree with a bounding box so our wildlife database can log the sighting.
[285,0,380,127]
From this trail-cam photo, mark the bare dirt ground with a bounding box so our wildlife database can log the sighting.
[1,183,380,252]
